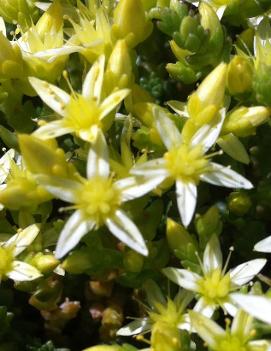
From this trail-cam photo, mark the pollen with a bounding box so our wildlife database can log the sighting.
[164,144,210,183]
[64,95,101,136]
[0,246,14,277]
[197,269,231,304]
[74,176,122,226]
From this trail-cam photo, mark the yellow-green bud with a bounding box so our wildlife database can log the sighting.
[31,253,59,274]
[151,321,181,351]
[196,207,222,247]
[227,56,253,95]
[0,33,24,79]
[104,40,134,93]
[222,106,270,137]
[0,0,38,30]
[112,0,153,48]
[18,134,78,179]
[123,250,144,273]
[62,250,92,274]
[228,191,252,216]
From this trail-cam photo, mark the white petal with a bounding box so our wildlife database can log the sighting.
[191,108,226,152]
[254,235,271,253]
[201,163,253,189]
[82,55,105,102]
[231,309,253,335]
[222,301,238,317]
[36,175,79,202]
[55,210,94,259]
[130,158,169,177]
[117,318,151,336]
[0,17,7,37]
[33,121,73,140]
[193,298,216,318]
[153,105,182,150]
[203,235,222,275]
[162,267,201,292]
[4,224,40,256]
[100,89,130,119]
[7,261,42,281]
[33,46,81,61]
[115,175,166,202]
[29,77,70,117]
[176,180,197,227]
[217,134,250,164]
[0,149,15,184]
[229,258,266,286]
[189,311,225,348]
[216,5,226,20]
[87,131,109,178]
[230,294,271,324]
[106,210,148,256]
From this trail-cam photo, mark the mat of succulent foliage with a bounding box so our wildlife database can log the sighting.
[1,0,271,350]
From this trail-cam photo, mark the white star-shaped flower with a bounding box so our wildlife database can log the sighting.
[29,55,130,143]
[131,106,253,227]
[36,132,162,259]
[163,235,266,317]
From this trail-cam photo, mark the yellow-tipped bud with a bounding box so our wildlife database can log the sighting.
[104,40,134,93]
[0,33,24,79]
[18,134,78,179]
[112,0,153,47]
[223,106,270,137]
[227,56,253,95]
[31,253,59,274]
[36,0,63,41]
[189,62,227,112]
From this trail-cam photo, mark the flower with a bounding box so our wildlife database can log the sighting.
[0,224,42,282]
[163,235,266,317]
[131,106,253,227]
[29,55,130,143]
[117,280,192,338]
[190,309,271,351]
[35,132,162,258]
[254,235,271,253]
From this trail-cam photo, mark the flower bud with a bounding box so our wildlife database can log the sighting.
[222,106,270,137]
[104,40,134,93]
[31,253,59,274]
[0,33,24,79]
[112,0,153,48]
[195,207,222,248]
[62,249,92,274]
[18,134,78,179]
[227,55,253,95]
[151,321,181,351]
[123,250,144,273]
[228,191,252,216]
[0,0,38,30]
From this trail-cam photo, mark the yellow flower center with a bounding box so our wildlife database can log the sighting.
[64,95,101,138]
[164,144,210,183]
[0,246,14,277]
[197,269,231,304]
[217,335,248,351]
[74,177,121,226]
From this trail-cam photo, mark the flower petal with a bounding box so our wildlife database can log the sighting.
[189,311,225,349]
[230,293,271,324]
[29,77,70,117]
[82,55,105,102]
[36,175,79,202]
[117,318,151,336]
[130,158,168,177]
[87,131,109,178]
[254,235,271,253]
[201,163,253,189]
[33,121,73,140]
[153,105,182,150]
[7,261,42,281]
[100,89,130,119]
[203,235,222,275]
[115,175,166,202]
[4,224,40,256]
[55,210,94,259]
[106,210,148,256]
[191,108,226,152]
[193,298,216,318]
[0,149,15,184]
[176,180,197,227]
[162,267,201,292]
[229,258,266,286]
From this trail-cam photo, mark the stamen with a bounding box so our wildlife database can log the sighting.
[195,251,205,273]
[206,150,223,159]
[222,246,234,276]
[135,335,151,344]
[62,70,76,97]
